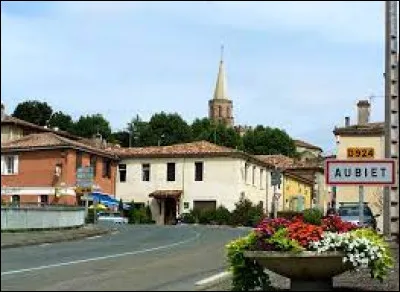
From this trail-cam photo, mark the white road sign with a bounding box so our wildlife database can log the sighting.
[325,160,396,186]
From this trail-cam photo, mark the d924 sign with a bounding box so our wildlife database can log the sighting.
[347,147,374,158]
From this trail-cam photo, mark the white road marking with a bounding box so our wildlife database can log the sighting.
[1,231,201,277]
[39,243,51,247]
[86,235,102,240]
[195,271,231,287]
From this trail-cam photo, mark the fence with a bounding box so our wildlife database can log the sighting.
[1,206,86,231]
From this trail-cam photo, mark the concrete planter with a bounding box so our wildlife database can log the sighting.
[244,250,352,291]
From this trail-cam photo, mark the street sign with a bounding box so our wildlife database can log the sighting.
[76,166,94,188]
[273,193,281,200]
[271,170,282,186]
[347,147,374,158]
[325,160,396,186]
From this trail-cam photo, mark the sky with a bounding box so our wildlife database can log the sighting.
[1,1,393,154]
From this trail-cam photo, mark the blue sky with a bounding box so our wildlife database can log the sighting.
[1,1,390,154]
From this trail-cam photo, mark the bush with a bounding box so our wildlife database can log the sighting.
[198,209,216,224]
[232,198,265,227]
[85,209,95,224]
[129,206,153,224]
[277,210,302,220]
[180,212,196,224]
[214,206,232,225]
[303,208,323,225]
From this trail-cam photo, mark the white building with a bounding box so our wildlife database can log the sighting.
[114,141,277,225]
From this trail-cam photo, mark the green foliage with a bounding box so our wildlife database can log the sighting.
[303,208,323,225]
[110,131,130,147]
[12,100,53,126]
[85,209,95,224]
[231,197,265,227]
[226,232,272,291]
[72,114,112,140]
[180,212,196,224]
[349,228,394,282]
[277,210,302,219]
[198,209,217,224]
[129,205,153,224]
[266,228,304,252]
[242,125,296,156]
[48,111,74,132]
[214,206,232,225]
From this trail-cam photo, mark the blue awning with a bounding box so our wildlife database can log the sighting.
[91,192,119,207]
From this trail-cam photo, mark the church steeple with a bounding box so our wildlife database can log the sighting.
[213,45,228,100]
[208,45,234,128]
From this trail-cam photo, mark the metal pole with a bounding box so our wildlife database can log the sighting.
[273,184,278,219]
[359,185,364,226]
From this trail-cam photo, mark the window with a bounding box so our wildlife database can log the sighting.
[184,202,190,209]
[195,162,203,181]
[40,195,48,205]
[252,166,256,185]
[244,163,249,183]
[1,155,18,175]
[167,163,176,181]
[90,156,97,177]
[119,164,127,182]
[11,195,20,206]
[260,169,264,189]
[102,159,111,178]
[76,151,82,170]
[142,164,150,181]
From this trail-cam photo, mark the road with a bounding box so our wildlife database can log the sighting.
[1,225,247,291]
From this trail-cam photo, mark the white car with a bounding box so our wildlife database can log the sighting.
[97,212,128,224]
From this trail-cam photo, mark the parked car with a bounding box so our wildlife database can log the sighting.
[337,203,379,230]
[97,212,128,224]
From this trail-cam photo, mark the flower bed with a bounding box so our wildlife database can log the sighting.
[226,214,394,291]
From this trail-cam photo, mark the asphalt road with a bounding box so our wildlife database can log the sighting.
[1,225,247,291]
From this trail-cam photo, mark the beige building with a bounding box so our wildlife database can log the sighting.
[113,141,277,225]
[294,139,323,162]
[333,100,386,231]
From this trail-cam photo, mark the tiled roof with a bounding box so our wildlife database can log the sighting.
[284,171,314,185]
[1,115,80,140]
[113,140,237,157]
[149,190,183,199]
[294,139,323,151]
[255,155,295,169]
[333,122,384,136]
[1,132,117,159]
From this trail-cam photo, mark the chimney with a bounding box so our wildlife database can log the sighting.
[357,100,370,125]
[345,116,350,127]
[92,133,102,148]
[1,104,5,121]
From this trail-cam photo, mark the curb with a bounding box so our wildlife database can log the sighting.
[1,227,116,249]
[195,271,232,291]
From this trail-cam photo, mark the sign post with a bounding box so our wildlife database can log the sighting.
[325,159,396,228]
[271,169,282,219]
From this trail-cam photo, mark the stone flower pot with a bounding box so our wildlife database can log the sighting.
[244,250,352,291]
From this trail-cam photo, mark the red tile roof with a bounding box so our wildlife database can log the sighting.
[1,132,117,159]
[333,122,384,136]
[149,190,183,199]
[294,139,323,151]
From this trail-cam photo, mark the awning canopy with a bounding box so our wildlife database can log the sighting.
[149,190,182,200]
[91,192,119,207]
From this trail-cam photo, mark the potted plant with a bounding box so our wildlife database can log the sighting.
[226,211,394,291]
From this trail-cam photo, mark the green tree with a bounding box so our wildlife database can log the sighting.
[72,114,112,140]
[110,131,130,147]
[48,111,74,132]
[126,114,153,147]
[242,125,296,156]
[12,100,53,126]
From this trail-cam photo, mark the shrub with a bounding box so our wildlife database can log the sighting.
[129,206,153,224]
[181,212,196,224]
[85,209,95,224]
[277,210,302,219]
[232,198,265,227]
[303,208,323,225]
[198,209,216,224]
[214,206,231,225]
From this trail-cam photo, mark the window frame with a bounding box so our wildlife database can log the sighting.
[118,164,127,182]
[167,162,176,182]
[194,162,203,181]
[142,163,150,182]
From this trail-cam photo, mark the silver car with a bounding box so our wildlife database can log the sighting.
[97,212,128,224]
[337,203,379,230]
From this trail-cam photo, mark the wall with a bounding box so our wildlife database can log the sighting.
[116,156,271,223]
[282,175,312,211]
[335,135,385,231]
[1,124,24,143]
[1,206,85,230]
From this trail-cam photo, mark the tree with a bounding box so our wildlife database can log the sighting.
[110,131,130,147]
[47,111,74,132]
[71,114,112,140]
[12,100,53,126]
[191,118,243,149]
[242,125,296,156]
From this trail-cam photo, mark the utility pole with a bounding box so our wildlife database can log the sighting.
[383,1,399,238]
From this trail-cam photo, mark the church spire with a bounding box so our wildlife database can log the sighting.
[213,44,228,100]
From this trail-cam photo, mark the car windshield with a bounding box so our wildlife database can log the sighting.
[338,206,372,217]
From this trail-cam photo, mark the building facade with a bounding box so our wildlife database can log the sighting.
[114,141,276,225]
[1,133,118,206]
[282,172,313,211]
[333,100,386,231]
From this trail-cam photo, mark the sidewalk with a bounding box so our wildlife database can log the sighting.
[1,224,114,249]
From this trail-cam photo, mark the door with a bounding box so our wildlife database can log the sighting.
[164,198,177,225]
